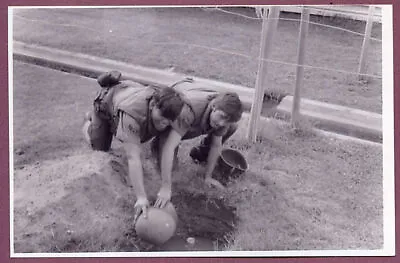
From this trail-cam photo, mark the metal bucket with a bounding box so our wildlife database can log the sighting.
[214,148,248,184]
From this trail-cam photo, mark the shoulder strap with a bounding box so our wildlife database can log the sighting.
[169,77,194,89]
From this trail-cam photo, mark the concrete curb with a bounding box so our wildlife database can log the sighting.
[12,41,382,143]
[275,97,382,143]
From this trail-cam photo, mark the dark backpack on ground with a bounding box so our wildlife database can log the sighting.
[88,71,123,151]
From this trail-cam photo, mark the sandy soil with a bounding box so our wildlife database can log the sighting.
[13,146,236,252]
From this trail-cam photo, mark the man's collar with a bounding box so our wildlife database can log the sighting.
[200,99,214,133]
[146,98,157,138]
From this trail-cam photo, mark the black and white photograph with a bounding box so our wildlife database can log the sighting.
[9,4,395,257]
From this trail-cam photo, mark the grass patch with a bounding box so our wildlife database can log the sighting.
[220,116,383,250]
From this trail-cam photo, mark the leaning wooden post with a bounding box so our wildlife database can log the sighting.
[291,6,310,127]
[358,5,375,81]
[247,6,280,142]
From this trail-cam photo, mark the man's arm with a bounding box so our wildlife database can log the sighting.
[154,104,194,207]
[124,140,147,202]
[204,135,225,189]
[154,129,183,208]
[117,114,149,221]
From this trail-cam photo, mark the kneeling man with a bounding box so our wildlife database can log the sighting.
[152,85,243,206]
[83,71,185,219]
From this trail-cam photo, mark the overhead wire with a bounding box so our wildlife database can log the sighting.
[13,8,383,80]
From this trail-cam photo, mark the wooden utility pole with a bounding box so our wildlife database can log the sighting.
[358,5,375,80]
[247,6,280,142]
[291,6,310,127]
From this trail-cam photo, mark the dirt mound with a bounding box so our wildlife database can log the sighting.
[13,148,237,253]
[14,150,141,252]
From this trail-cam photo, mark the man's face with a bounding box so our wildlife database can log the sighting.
[151,106,171,131]
[209,108,231,129]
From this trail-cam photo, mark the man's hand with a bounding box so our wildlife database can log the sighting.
[154,186,171,208]
[133,197,149,225]
[205,177,226,190]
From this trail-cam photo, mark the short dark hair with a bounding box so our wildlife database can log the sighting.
[153,87,184,121]
[213,92,243,122]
